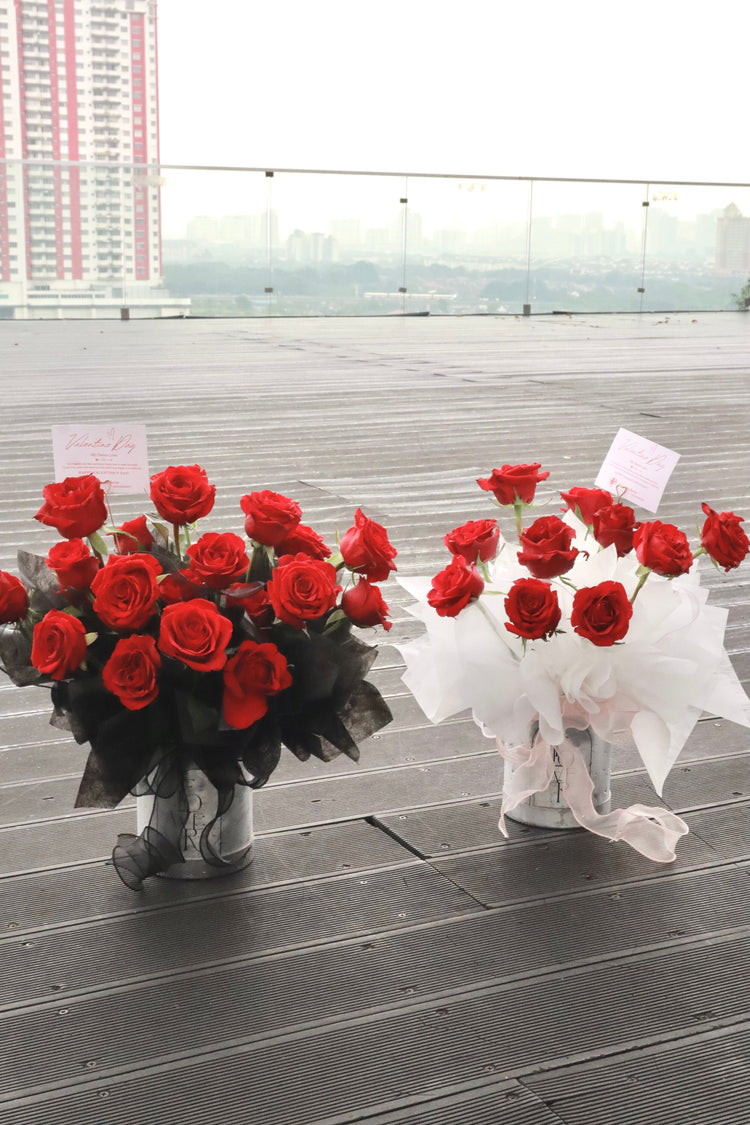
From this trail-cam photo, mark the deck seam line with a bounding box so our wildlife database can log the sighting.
[1,963,749,1110]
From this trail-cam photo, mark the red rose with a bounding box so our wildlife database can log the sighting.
[560,487,613,526]
[339,508,397,582]
[102,635,161,711]
[276,523,332,560]
[267,554,341,628]
[149,464,216,526]
[46,539,100,590]
[223,640,293,729]
[427,556,484,617]
[91,553,162,630]
[571,581,633,647]
[240,490,302,547]
[517,515,578,579]
[110,515,154,555]
[31,609,87,679]
[341,578,392,631]
[504,578,561,640]
[186,532,250,590]
[633,521,693,577]
[224,583,274,625]
[477,463,549,505]
[0,571,28,625]
[158,600,233,672]
[444,519,500,564]
[157,570,206,605]
[700,502,750,572]
[592,504,639,557]
[35,474,108,540]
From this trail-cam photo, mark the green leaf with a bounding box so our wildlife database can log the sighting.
[323,608,349,636]
[148,519,170,549]
[84,632,98,646]
[88,531,109,558]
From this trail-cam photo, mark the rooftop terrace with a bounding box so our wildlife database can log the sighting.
[0,312,749,1124]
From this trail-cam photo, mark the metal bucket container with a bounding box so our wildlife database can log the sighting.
[503,725,612,830]
[136,768,254,879]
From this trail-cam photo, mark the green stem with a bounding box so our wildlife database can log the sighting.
[513,498,524,539]
[173,524,181,559]
[630,569,651,603]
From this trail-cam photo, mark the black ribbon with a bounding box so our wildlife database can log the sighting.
[7,574,392,888]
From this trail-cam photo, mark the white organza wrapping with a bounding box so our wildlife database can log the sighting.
[398,515,750,860]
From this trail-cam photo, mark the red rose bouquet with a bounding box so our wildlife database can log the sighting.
[399,467,750,862]
[0,468,396,888]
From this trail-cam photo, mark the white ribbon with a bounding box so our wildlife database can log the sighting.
[498,726,689,863]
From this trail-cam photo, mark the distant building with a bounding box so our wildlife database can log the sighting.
[715,203,750,274]
[329,218,362,250]
[0,0,188,318]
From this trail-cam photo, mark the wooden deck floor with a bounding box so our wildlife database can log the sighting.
[0,312,748,1124]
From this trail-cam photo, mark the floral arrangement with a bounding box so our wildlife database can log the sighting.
[398,462,750,861]
[0,466,397,887]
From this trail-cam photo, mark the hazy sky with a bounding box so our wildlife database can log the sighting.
[155,0,750,234]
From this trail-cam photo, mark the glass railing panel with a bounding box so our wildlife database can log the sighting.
[527,180,646,314]
[401,176,532,314]
[643,183,750,311]
[263,171,407,315]
[159,167,272,316]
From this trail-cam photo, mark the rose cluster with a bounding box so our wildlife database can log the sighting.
[425,462,749,650]
[0,465,397,735]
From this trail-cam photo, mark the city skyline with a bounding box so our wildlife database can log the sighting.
[168,199,748,269]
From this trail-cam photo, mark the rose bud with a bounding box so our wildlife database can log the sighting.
[186,531,250,590]
[592,503,639,557]
[0,571,29,625]
[35,474,108,540]
[560,487,612,526]
[267,554,341,629]
[339,508,397,583]
[157,570,206,605]
[342,578,392,631]
[240,489,302,547]
[700,502,750,572]
[224,583,275,626]
[91,553,163,630]
[149,464,216,526]
[276,523,332,560]
[223,640,293,729]
[110,515,154,555]
[444,519,500,565]
[571,581,633,647]
[46,539,100,590]
[633,521,693,577]
[427,556,484,618]
[102,635,161,711]
[158,600,233,672]
[477,463,549,506]
[31,609,87,679]
[504,577,561,640]
[517,515,578,580]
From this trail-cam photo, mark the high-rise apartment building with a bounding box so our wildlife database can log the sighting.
[715,202,750,275]
[0,0,187,317]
